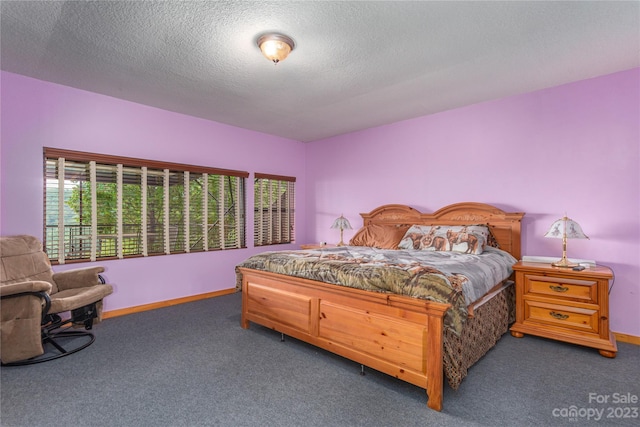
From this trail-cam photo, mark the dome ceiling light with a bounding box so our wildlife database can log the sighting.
[257,33,295,64]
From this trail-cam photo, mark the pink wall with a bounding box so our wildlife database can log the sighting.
[2,68,638,336]
[0,71,307,312]
[306,68,640,336]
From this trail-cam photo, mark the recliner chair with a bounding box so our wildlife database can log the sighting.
[0,235,113,365]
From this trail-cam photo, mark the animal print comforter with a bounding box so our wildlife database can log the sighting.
[236,246,517,334]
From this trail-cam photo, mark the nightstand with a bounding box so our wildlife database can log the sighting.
[510,261,617,358]
[300,243,336,250]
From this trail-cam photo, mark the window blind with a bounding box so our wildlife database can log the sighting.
[254,173,295,246]
[44,148,247,264]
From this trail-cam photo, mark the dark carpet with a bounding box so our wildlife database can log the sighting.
[1,292,638,426]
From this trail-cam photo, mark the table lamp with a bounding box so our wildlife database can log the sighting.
[544,215,589,267]
[331,214,352,246]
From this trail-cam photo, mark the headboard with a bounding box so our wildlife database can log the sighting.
[359,202,525,260]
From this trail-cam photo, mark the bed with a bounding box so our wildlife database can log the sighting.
[237,202,524,411]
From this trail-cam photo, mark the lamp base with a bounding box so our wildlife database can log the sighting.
[551,257,578,268]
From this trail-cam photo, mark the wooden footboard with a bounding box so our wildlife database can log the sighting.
[239,267,451,411]
[240,202,524,411]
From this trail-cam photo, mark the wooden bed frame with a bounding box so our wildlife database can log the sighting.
[240,202,524,411]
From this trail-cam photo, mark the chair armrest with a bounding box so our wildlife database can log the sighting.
[52,266,106,291]
[0,281,52,298]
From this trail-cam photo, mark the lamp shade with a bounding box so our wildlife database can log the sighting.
[544,216,589,240]
[330,215,352,230]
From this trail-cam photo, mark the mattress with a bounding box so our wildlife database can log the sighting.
[236,245,517,335]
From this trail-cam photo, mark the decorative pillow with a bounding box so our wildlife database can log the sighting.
[349,224,410,249]
[485,227,501,249]
[397,225,490,254]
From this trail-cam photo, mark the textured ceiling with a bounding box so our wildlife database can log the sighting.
[1,1,639,142]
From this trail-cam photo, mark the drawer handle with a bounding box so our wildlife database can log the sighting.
[549,285,569,293]
[549,311,569,320]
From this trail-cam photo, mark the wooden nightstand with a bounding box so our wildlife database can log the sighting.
[510,261,617,358]
[300,243,336,250]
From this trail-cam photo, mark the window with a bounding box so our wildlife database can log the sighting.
[254,173,295,246]
[44,148,247,264]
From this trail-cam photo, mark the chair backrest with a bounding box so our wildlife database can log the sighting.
[0,235,57,293]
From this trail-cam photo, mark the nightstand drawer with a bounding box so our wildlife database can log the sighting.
[524,274,597,303]
[523,299,599,334]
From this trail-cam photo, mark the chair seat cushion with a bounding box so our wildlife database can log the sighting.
[49,285,114,313]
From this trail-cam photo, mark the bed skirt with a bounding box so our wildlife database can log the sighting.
[443,281,515,389]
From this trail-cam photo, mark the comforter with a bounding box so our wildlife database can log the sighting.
[236,246,516,334]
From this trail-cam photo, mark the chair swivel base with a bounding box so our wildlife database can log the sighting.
[1,329,96,366]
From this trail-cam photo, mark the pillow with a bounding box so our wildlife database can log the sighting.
[397,225,491,254]
[349,224,410,249]
[485,227,501,249]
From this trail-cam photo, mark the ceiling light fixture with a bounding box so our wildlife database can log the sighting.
[257,33,295,64]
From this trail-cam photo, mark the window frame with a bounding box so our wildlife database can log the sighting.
[44,148,248,264]
[253,173,296,247]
